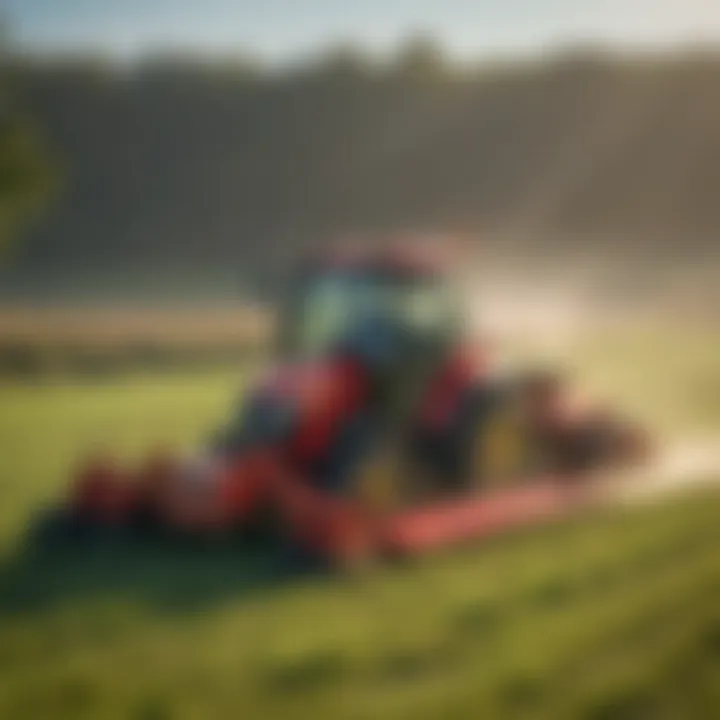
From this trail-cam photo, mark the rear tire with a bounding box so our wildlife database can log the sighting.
[452,383,534,489]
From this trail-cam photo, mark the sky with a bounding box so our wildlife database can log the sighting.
[5,0,720,63]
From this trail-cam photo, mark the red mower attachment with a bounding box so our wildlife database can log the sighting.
[270,474,600,567]
[272,475,379,568]
[156,451,278,534]
[70,455,138,526]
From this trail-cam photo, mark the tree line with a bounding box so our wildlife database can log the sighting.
[4,42,720,273]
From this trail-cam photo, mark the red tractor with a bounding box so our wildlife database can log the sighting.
[48,245,650,565]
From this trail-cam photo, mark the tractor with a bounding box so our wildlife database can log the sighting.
[47,244,650,565]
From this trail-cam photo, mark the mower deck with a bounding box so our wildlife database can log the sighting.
[273,474,598,566]
[381,479,592,556]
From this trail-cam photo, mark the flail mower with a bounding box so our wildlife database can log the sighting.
[42,244,651,566]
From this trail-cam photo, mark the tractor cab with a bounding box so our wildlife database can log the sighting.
[278,248,463,380]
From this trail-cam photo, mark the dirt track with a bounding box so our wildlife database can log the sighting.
[612,439,720,504]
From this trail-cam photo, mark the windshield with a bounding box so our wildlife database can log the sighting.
[292,270,454,357]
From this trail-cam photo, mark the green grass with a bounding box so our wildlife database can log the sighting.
[0,328,718,719]
[0,368,256,551]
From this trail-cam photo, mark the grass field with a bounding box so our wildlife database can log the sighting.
[0,326,718,719]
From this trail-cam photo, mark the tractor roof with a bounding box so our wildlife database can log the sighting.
[304,241,450,280]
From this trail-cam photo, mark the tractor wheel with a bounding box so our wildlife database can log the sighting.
[455,385,535,489]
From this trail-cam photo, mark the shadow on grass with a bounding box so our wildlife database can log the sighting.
[0,505,600,619]
[0,524,311,616]
[261,649,348,695]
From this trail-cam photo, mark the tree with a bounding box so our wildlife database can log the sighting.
[315,42,373,80]
[0,114,56,252]
[0,26,56,255]
[394,34,448,81]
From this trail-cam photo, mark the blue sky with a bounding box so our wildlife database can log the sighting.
[5,0,719,61]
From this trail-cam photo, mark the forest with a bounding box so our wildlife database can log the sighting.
[5,44,720,274]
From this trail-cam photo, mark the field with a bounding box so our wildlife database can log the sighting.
[0,326,718,719]
[0,306,269,376]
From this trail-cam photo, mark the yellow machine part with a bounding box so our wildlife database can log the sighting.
[475,405,533,487]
